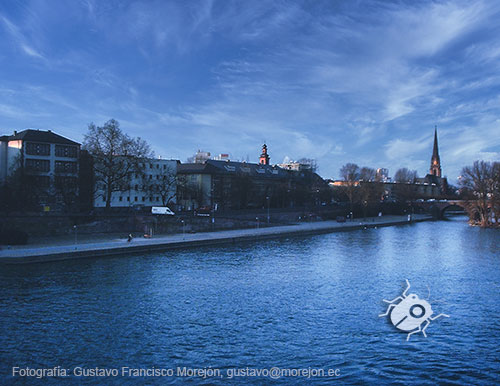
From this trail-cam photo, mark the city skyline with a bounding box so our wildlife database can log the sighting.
[1,1,499,181]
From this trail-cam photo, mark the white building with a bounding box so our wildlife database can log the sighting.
[94,158,178,208]
[376,168,391,182]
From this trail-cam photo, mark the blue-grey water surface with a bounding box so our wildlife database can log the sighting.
[1,217,499,385]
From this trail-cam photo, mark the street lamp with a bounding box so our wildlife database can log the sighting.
[181,220,185,240]
[266,196,270,224]
[256,217,259,229]
[73,225,77,249]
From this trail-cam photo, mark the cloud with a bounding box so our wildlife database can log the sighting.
[0,0,499,181]
[385,135,432,161]
[0,14,45,60]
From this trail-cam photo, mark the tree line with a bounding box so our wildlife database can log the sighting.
[459,161,499,228]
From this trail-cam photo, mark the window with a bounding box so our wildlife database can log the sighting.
[142,197,145,202]
[149,175,152,180]
[150,196,153,201]
[25,158,50,172]
[33,176,50,187]
[25,142,50,155]
[150,163,153,169]
[55,161,77,173]
[156,164,159,169]
[135,184,138,191]
[119,196,123,202]
[55,145,77,158]
[134,197,138,201]
[127,197,130,201]
[55,176,77,189]
[156,175,159,180]
[163,165,166,169]
[103,197,106,202]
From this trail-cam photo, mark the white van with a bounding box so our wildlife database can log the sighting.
[151,207,175,215]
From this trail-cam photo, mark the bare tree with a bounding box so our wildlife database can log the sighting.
[460,160,498,227]
[393,168,418,202]
[82,119,153,210]
[492,162,500,225]
[143,167,177,207]
[394,168,418,183]
[358,167,383,218]
[340,163,360,214]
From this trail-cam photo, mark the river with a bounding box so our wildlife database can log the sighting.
[1,216,499,384]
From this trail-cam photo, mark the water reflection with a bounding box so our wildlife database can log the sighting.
[1,216,499,385]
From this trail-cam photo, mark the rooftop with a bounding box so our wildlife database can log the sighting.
[2,129,80,146]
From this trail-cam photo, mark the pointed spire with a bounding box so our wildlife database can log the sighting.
[430,126,442,177]
[432,125,439,159]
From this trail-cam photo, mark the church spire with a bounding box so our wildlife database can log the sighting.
[430,126,442,177]
[259,143,270,165]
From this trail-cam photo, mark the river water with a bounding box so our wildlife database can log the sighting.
[1,216,499,385]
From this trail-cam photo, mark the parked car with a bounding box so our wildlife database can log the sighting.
[336,216,346,223]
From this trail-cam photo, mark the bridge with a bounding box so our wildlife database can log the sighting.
[413,200,467,219]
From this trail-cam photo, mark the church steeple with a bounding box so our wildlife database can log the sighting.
[430,126,442,177]
[259,143,270,165]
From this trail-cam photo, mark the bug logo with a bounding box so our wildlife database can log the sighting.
[379,279,449,341]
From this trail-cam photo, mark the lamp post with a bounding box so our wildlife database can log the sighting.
[73,225,77,249]
[181,220,185,240]
[266,196,270,224]
[256,217,259,229]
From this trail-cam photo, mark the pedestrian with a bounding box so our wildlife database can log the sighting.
[127,234,133,242]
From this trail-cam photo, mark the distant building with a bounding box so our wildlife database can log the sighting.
[213,153,231,161]
[430,128,442,177]
[0,129,80,211]
[259,144,270,165]
[177,144,327,211]
[278,159,315,172]
[93,158,178,208]
[415,127,448,194]
[188,150,211,164]
[331,128,449,201]
[376,168,390,182]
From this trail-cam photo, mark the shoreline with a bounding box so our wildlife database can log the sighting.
[0,214,432,264]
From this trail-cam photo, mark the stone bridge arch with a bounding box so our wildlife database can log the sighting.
[413,200,467,219]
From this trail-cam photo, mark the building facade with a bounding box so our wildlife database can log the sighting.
[93,158,178,209]
[0,129,80,211]
[177,145,328,211]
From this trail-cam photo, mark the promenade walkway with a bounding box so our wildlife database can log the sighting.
[0,214,431,264]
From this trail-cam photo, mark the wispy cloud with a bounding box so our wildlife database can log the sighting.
[0,0,499,180]
[0,14,45,60]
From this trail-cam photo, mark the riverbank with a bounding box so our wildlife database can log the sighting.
[0,214,432,264]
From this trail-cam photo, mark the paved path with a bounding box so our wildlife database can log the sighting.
[0,215,431,264]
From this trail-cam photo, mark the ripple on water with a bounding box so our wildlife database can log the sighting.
[1,218,499,385]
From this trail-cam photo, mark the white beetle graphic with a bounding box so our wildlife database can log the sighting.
[379,279,449,341]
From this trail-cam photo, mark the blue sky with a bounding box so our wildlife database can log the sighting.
[1,0,499,182]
